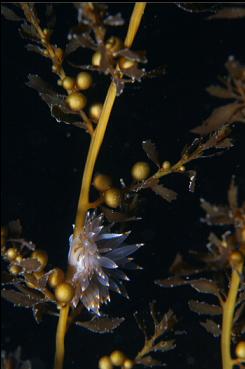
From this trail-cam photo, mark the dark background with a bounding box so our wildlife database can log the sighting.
[1,3,245,369]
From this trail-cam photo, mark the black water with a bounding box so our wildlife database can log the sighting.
[1,4,245,369]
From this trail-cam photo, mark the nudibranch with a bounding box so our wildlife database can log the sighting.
[68,210,143,314]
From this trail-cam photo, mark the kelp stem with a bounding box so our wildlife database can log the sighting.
[73,2,147,238]
[124,2,147,48]
[54,305,70,369]
[54,4,147,369]
[73,82,117,237]
[221,261,243,369]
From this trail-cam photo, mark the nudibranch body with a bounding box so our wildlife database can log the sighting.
[68,211,143,314]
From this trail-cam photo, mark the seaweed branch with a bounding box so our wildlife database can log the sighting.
[56,4,147,369]
[134,303,177,367]
[156,179,245,369]
[73,2,147,238]
[222,259,244,369]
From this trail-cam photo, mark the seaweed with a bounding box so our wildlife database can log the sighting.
[1,3,245,369]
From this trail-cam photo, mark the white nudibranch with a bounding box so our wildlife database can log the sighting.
[68,210,143,315]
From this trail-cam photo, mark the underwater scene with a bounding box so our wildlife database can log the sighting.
[1,3,245,369]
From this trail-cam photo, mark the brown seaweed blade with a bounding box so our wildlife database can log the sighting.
[200,198,231,225]
[208,7,245,20]
[32,303,50,324]
[19,21,39,42]
[153,339,176,352]
[156,277,220,297]
[51,106,87,129]
[155,276,188,288]
[188,300,222,316]
[65,33,97,56]
[26,74,56,96]
[116,49,147,64]
[206,85,235,99]
[76,316,125,333]
[101,206,140,223]
[1,288,45,308]
[142,140,160,167]
[169,253,202,276]
[104,13,124,26]
[200,319,221,337]
[189,279,220,295]
[135,356,161,368]
[25,43,45,56]
[192,103,244,135]
[1,5,23,22]
[151,185,177,203]
[26,75,85,127]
